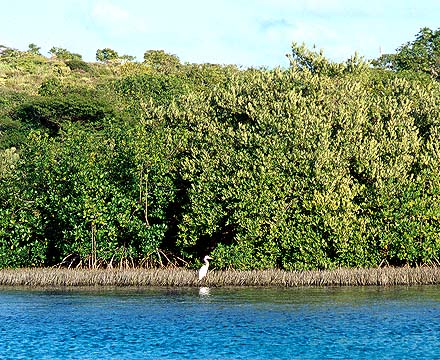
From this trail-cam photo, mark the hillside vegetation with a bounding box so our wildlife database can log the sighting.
[1,29,440,270]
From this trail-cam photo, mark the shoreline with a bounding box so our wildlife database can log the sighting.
[1,266,440,288]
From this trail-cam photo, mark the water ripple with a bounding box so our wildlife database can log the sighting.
[1,286,440,359]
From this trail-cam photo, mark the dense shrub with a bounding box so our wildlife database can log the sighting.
[64,59,92,73]
[11,94,116,132]
[168,66,440,269]
[0,123,178,267]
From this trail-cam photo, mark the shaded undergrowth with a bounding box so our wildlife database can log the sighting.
[1,267,440,287]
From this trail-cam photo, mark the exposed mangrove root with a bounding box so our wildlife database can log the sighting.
[1,266,440,287]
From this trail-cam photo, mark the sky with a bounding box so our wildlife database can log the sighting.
[1,0,439,68]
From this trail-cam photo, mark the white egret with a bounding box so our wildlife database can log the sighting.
[198,255,213,280]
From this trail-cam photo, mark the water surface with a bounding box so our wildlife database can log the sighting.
[1,286,440,359]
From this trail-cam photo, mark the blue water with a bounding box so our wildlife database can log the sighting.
[1,286,440,359]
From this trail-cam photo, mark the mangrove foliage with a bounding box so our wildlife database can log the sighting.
[1,28,440,270]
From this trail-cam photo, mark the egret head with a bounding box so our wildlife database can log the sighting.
[203,255,213,261]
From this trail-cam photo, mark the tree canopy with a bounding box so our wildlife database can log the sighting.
[373,27,440,80]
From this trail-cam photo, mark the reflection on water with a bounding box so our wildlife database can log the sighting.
[1,286,440,359]
[199,287,210,296]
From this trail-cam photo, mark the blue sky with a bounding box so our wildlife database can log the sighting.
[1,0,439,67]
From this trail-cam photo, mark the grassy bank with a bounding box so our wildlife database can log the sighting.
[1,267,440,287]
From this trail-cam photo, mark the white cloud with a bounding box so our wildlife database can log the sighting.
[92,1,129,22]
[260,19,336,50]
[91,1,147,34]
[256,0,377,15]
